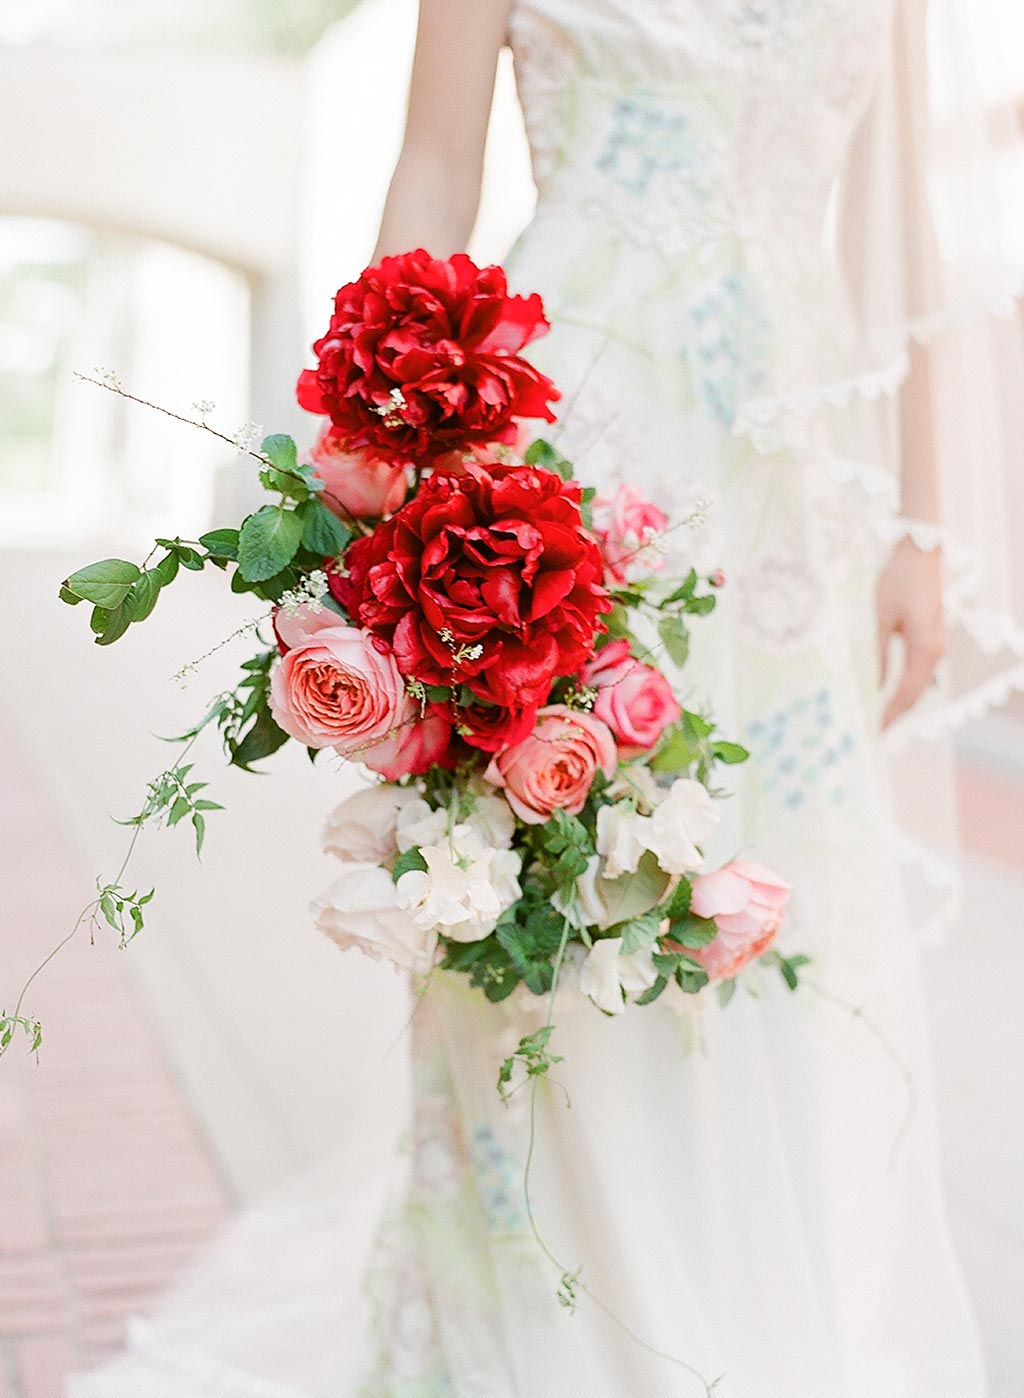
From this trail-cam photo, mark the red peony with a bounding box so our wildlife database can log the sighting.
[331,461,611,711]
[296,250,559,464]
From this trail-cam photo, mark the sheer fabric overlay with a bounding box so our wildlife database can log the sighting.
[68,2,1014,1395]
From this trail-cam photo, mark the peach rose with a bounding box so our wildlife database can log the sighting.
[311,426,408,519]
[684,859,791,981]
[484,704,616,824]
[582,639,681,758]
[269,619,411,761]
[591,484,668,584]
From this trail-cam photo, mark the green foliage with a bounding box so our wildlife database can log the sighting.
[658,612,690,667]
[95,881,155,946]
[0,1013,42,1058]
[663,912,718,949]
[615,910,662,955]
[63,558,140,609]
[494,894,567,995]
[497,1023,563,1101]
[598,850,671,926]
[765,951,812,991]
[391,847,428,882]
[524,437,573,480]
[651,710,746,784]
[299,497,352,556]
[118,760,223,856]
[199,528,240,560]
[237,505,304,582]
[530,809,594,898]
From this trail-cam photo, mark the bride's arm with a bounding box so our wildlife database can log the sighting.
[875,0,945,728]
[372,0,512,260]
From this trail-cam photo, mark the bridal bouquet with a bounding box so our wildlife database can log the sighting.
[53,250,801,1067]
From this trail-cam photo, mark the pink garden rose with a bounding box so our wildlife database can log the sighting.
[583,639,681,758]
[357,704,455,781]
[310,426,409,520]
[484,704,616,824]
[683,859,791,981]
[269,614,412,760]
[591,484,668,585]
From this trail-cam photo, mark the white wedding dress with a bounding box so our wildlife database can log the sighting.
[71,2,1024,1395]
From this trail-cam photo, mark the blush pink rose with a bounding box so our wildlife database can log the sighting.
[310,426,408,520]
[484,704,616,824]
[683,859,791,981]
[269,619,412,762]
[582,639,681,758]
[358,704,455,781]
[591,484,669,585]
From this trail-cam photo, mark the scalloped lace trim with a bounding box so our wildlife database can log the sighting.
[732,275,1023,449]
[886,659,1024,750]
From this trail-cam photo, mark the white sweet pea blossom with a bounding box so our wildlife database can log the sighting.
[579,936,659,1015]
[396,824,522,943]
[464,790,516,849]
[595,802,649,878]
[553,854,611,931]
[641,777,720,874]
[605,764,663,813]
[395,799,449,853]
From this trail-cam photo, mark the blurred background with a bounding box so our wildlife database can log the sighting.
[0,2,1021,1395]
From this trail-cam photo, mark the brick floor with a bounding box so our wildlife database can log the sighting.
[0,726,231,1397]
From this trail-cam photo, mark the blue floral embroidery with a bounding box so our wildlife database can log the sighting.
[746,689,856,806]
[596,91,694,198]
[470,1124,525,1236]
[687,273,768,425]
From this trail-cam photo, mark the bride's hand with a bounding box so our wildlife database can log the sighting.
[876,537,945,728]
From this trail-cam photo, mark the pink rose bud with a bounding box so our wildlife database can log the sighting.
[310,426,408,520]
[484,704,616,824]
[683,859,791,981]
[582,639,681,758]
[590,484,669,585]
[709,569,726,588]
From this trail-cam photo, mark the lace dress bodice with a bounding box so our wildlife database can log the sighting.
[508,0,891,266]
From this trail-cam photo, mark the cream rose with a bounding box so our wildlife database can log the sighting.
[312,863,437,973]
[321,785,422,864]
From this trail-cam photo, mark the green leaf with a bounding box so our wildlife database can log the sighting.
[617,910,662,955]
[718,978,738,1008]
[261,433,298,475]
[59,585,83,605]
[662,876,692,921]
[392,847,428,883]
[684,593,716,616]
[238,506,304,582]
[711,740,749,765]
[154,551,180,586]
[524,437,573,480]
[651,723,697,774]
[666,913,718,949]
[597,851,671,926]
[192,811,206,856]
[658,613,690,667]
[230,705,290,770]
[661,569,698,606]
[199,528,240,560]
[299,498,352,557]
[64,558,141,609]
[124,568,162,623]
[635,975,669,1007]
[93,602,132,646]
[167,797,191,826]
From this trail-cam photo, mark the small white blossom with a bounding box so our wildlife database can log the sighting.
[192,398,216,419]
[579,937,658,1015]
[232,421,264,452]
[396,825,521,943]
[641,777,720,874]
[279,569,330,616]
[595,802,649,878]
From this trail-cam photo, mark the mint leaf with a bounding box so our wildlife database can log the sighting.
[238,506,304,582]
[64,558,141,609]
[199,528,240,560]
[299,498,352,556]
[392,847,428,883]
